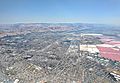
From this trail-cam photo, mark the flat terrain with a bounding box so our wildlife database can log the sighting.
[0,23,120,83]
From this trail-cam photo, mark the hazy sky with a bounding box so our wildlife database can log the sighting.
[0,0,120,25]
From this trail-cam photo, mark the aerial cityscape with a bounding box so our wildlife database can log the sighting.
[0,23,120,83]
[0,0,120,83]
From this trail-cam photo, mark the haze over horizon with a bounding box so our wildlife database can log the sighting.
[0,0,120,25]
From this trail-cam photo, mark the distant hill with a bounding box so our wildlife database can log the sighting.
[0,23,120,37]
